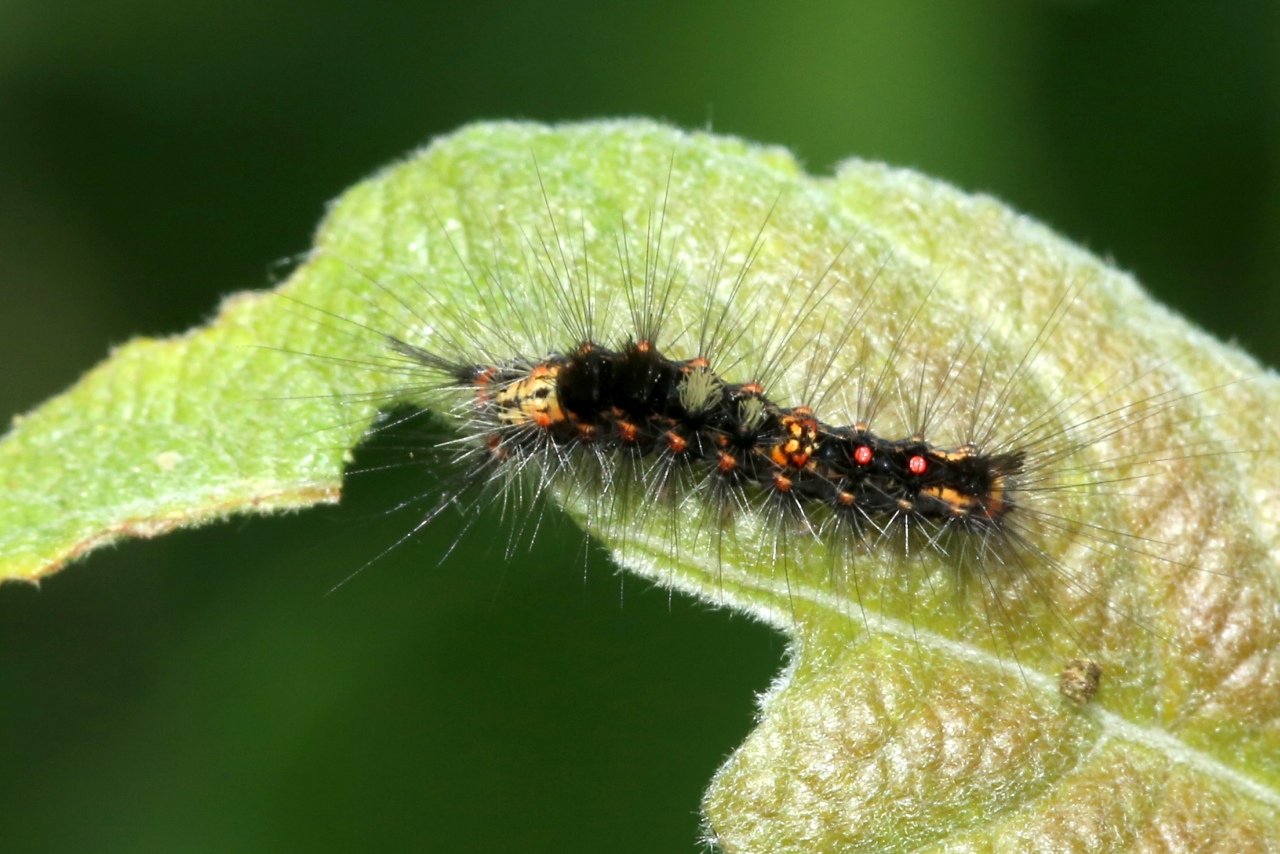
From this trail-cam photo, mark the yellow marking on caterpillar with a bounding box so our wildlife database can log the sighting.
[493,364,566,428]
[921,475,1008,521]
[769,408,819,468]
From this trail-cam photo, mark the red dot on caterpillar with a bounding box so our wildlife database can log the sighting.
[908,455,928,476]
[853,446,873,466]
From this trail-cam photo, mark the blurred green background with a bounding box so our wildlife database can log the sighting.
[2,2,1278,851]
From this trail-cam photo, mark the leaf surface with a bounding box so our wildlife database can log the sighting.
[2,120,1277,850]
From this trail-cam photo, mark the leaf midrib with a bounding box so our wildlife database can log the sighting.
[618,526,1280,812]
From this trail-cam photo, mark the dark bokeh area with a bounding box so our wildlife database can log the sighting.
[1,2,1277,851]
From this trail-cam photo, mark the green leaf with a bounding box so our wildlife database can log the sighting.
[2,120,1278,849]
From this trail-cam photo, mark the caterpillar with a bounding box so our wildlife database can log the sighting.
[392,266,1033,571]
